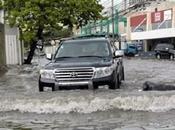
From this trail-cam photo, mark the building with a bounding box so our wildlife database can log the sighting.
[126,0,175,51]
[76,0,175,52]
[0,10,22,65]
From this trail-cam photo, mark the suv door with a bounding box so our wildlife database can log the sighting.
[110,42,123,81]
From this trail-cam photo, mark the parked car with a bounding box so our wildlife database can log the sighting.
[154,43,175,60]
[39,35,125,91]
[124,44,138,56]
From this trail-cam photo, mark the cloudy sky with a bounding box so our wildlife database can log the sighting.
[100,0,123,14]
[100,0,122,8]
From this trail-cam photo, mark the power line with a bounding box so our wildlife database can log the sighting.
[104,0,157,16]
[105,0,157,11]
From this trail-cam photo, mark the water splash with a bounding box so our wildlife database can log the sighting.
[0,95,175,114]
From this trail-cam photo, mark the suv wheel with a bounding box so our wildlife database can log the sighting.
[170,54,174,60]
[122,67,125,81]
[156,54,161,59]
[39,80,44,92]
[52,86,56,91]
[109,75,119,89]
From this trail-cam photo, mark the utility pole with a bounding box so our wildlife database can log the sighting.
[111,0,115,40]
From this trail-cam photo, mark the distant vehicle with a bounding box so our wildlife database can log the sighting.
[154,43,175,60]
[124,44,138,56]
[39,34,125,91]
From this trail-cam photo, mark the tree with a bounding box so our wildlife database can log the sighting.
[60,0,103,30]
[0,0,103,64]
[43,28,73,39]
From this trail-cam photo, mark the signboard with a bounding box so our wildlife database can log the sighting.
[151,11,163,23]
[151,9,172,23]
[154,12,161,22]
[164,10,172,20]
[130,14,147,27]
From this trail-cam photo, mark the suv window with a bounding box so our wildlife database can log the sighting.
[55,40,110,58]
[155,44,174,50]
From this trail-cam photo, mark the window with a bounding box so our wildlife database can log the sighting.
[55,41,110,58]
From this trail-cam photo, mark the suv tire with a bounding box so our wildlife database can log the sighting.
[39,80,44,92]
[122,67,125,81]
[109,75,119,89]
[52,86,56,91]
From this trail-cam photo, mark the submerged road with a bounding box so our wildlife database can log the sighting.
[0,58,175,130]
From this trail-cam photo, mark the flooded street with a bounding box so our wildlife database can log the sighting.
[1,58,175,130]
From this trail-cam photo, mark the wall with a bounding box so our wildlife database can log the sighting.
[5,25,22,65]
[0,23,6,65]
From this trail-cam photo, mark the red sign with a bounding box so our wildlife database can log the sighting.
[155,12,161,22]
[151,11,164,23]
[130,15,147,27]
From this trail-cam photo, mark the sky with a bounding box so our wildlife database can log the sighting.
[100,0,122,8]
[100,0,124,14]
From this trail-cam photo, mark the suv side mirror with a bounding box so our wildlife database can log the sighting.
[46,54,53,60]
[114,50,124,58]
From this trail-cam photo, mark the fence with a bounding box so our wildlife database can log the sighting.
[81,16,127,35]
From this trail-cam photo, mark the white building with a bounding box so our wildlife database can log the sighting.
[0,10,22,65]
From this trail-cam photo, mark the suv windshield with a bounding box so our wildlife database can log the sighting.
[55,41,110,59]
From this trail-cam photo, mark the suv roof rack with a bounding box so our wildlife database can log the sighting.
[60,33,120,42]
[76,33,119,39]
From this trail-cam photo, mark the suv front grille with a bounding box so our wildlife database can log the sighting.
[55,67,94,81]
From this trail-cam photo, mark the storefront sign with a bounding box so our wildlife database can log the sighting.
[151,9,172,23]
[130,14,147,27]
[164,10,172,20]
[154,12,161,22]
[151,11,163,23]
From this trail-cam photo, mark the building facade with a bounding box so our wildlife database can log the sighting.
[127,0,175,51]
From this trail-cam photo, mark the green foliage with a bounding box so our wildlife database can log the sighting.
[43,28,72,39]
[1,0,103,42]
[0,1,2,9]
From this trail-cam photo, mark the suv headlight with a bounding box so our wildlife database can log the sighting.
[40,69,55,79]
[94,65,115,78]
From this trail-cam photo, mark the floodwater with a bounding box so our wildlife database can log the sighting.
[0,58,175,130]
